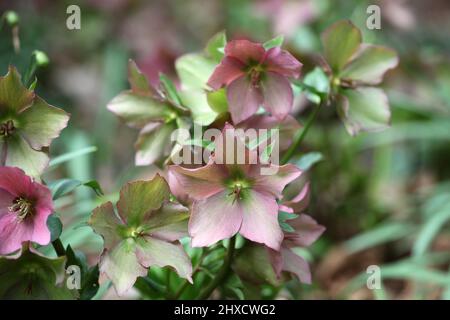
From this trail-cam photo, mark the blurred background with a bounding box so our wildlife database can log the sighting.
[1,0,450,299]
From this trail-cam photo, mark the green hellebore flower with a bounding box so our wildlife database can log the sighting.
[88,174,192,296]
[0,245,75,300]
[321,20,399,136]
[0,66,70,177]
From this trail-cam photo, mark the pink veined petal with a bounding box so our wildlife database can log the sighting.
[264,47,302,78]
[169,162,228,200]
[250,163,302,198]
[239,190,283,250]
[29,205,52,246]
[0,188,15,210]
[227,75,263,124]
[0,210,33,255]
[0,166,33,198]
[267,247,284,278]
[224,40,266,65]
[189,190,243,247]
[207,56,246,90]
[261,72,294,121]
[281,247,312,284]
[284,214,326,248]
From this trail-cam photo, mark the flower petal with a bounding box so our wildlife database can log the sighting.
[0,166,33,198]
[207,57,246,90]
[282,178,310,213]
[143,202,189,242]
[321,20,362,73]
[261,72,293,120]
[99,238,147,296]
[227,75,263,124]
[117,175,170,226]
[336,88,391,136]
[0,66,34,113]
[136,236,192,283]
[19,96,70,150]
[265,47,302,78]
[89,201,124,250]
[239,190,283,250]
[135,122,175,166]
[250,163,302,198]
[4,135,49,178]
[224,40,266,64]
[281,247,312,284]
[340,44,398,85]
[169,162,227,200]
[0,211,32,255]
[189,190,243,247]
[107,91,168,128]
[284,214,325,248]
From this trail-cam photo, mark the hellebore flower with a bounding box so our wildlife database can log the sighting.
[207,39,302,124]
[89,174,192,295]
[268,214,325,284]
[0,66,69,177]
[0,166,53,255]
[169,124,302,250]
[107,60,189,166]
[0,244,74,299]
[321,20,399,135]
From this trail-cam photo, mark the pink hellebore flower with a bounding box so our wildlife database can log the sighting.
[0,167,53,255]
[269,214,325,284]
[208,40,302,124]
[169,125,302,250]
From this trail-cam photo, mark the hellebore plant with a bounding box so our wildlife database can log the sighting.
[322,20,399,135]
[169,124,302,250]
[0,166,53,255]
[89,174,192,295]
[0,66,69,177]
[207,39,302,124]
[108,60,189,166]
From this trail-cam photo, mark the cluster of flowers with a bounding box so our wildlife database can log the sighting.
[0,20,397,298]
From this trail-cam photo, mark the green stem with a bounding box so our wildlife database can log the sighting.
[281,101,323,164]
[196,236,236,300]
[52,238,66,257]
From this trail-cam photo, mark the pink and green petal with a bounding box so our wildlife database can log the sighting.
[250,163,302,198]
[227,75,263,124]
[143,202,189,242]
[265,47,302,78]
[321,20,362,73]
[207,57,246,90]
[134,122,175,166]
[336,88,391,136]
[19,97,70,150]
[89,201,124,250]
[239,190,283,250]
[189,190,243,247]
[284,214,325,248]
[117,175,170,226]
[169,162,227,200]
[281,248,312,284]
[224,40,266,65]
[340,44,399,85]
[261,72,294,120]
[136,236,192,283]
[0,66,34,113]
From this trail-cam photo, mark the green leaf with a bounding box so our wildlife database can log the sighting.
[48,178,104,200]
[336,88,391,136]
[278,211,298,232]
[340,45,398,85]
[263,35,284,50]
[128,59,150,94]
[321,20,362,73]
[206,31,227,62]
[47,214,63,242]
[184,138,215,151]
[159,73,182,107]
[179,90,219,125]
[48,146,97,168]
[296,152,323,171]
[84,180,104,196]
[206,88,228,114]
[175,53,216,90]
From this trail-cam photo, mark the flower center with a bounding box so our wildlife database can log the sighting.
[227,180,251,203]
[9,197,34,221]
[164,111,178,124]
[0,120,15,137]
[248,65,265,87]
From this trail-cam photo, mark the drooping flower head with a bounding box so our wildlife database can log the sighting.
[107,60,189,166]
[0,167,53,255]
[89,174,192,295]
[321,20,398,135]
[169,124,302,250]
[0,66,69,177]
[208,40,302,124]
